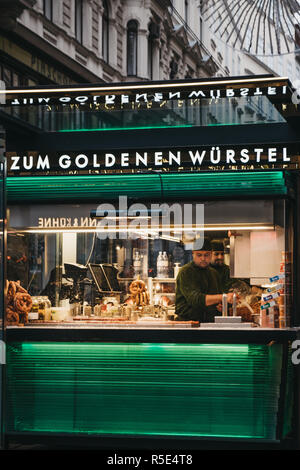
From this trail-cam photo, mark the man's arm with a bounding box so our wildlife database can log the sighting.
[178,272,228,306]
[177,270,235,308]
[205,294,223,306]
[206,292,235,306]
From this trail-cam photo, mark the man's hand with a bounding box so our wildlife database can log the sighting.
[216,303,222,312]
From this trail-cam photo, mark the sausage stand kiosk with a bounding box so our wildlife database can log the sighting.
[0,75,300,449]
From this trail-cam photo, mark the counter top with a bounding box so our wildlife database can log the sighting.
[6,324,300,344]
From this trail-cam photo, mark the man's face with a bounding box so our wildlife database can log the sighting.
[192,250,212,268]
[211,251,224,266]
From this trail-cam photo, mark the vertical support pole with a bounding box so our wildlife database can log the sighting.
[0,119,7,449]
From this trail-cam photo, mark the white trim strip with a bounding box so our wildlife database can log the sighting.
[0,77,290,95]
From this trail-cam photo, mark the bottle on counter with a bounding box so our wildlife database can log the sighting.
[38,296,45,321]
[133,251,142,277]
[157,251,163,278]
[28,297,39,322]
[41,296,51,321]
[162,252,169,278]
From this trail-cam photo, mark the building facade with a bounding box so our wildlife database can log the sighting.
[0,0,224,88]
[0,0,298,89]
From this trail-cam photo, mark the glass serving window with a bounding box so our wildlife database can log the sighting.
[7,199,293,328]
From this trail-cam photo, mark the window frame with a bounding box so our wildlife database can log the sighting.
[75,0,83,44]
[43,0,53,22]
[127,20,138,77]
[102,0,109,62]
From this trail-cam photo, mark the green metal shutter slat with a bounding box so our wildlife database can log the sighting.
[6,342,288,440]
[7,171,287,203]
[6,174,162,202]
[160,172,287,198]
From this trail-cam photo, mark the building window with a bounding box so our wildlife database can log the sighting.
[75,0,83,44]
[170,58,178,80]
[148,22,159,80]
[102,0,109,62]
[0,64,31,87]
[44,0,53,21]
[199,16,203,42]
[127,20,138,76]
[148,37,154,80]
[185,0,189,25]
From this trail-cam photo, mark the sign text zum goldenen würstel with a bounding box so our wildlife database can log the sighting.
[5,85,288,107]
[7,146,291,172]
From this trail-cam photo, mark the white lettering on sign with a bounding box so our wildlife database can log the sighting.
[268,148,277,162]
[93,153,101,168]
[105,154,115,167]
[59,154,71,169]
[240,88,250,96]
[254,148,264,162]
[240,149,249,163]
[38,217,97,228]
[291,340,300,365]
[121,153,129,167]
[37,155,50,170]
[10,156,20,170]
[283,148,290,162]
[154,152,163,166]
[75,154,89,168]
[188,150,206,165]
[7,85,289,106]
[136,152,148,166]
[7,147,290,172]
[210,147,221,164]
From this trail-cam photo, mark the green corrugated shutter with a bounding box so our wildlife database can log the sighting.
[6,342,288,440]
[6,174,161,202]
[7,171,287,202]
[161,171,288,198]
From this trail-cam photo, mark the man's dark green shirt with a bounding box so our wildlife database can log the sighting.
[211,263,234,293]
[175,261,222,322]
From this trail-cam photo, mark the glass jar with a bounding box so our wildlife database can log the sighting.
[28,296,39,322]
[31,297,39,314]
[40,296,51,321]
[37,296,45,321]
[39,296,52,321]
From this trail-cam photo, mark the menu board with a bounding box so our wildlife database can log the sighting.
[102,264,121,292]
[88,263,121,293]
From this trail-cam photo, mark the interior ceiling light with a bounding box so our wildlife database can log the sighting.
[10,224,274,234]
[202,0,300,56]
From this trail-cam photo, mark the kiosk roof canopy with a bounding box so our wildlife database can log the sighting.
[0,75,295,134]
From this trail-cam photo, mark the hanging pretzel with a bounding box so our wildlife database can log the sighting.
[7,281,17,304]
[6,281,32,325]
[14,292,32,314]
[128,279,150,306]
[129,279,146,295]
[6,306,19,324]
[15,280,28,294]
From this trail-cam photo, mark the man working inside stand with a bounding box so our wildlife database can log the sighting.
[211,238,250,296]
[175,237,235,322]
[210,239,234,293]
